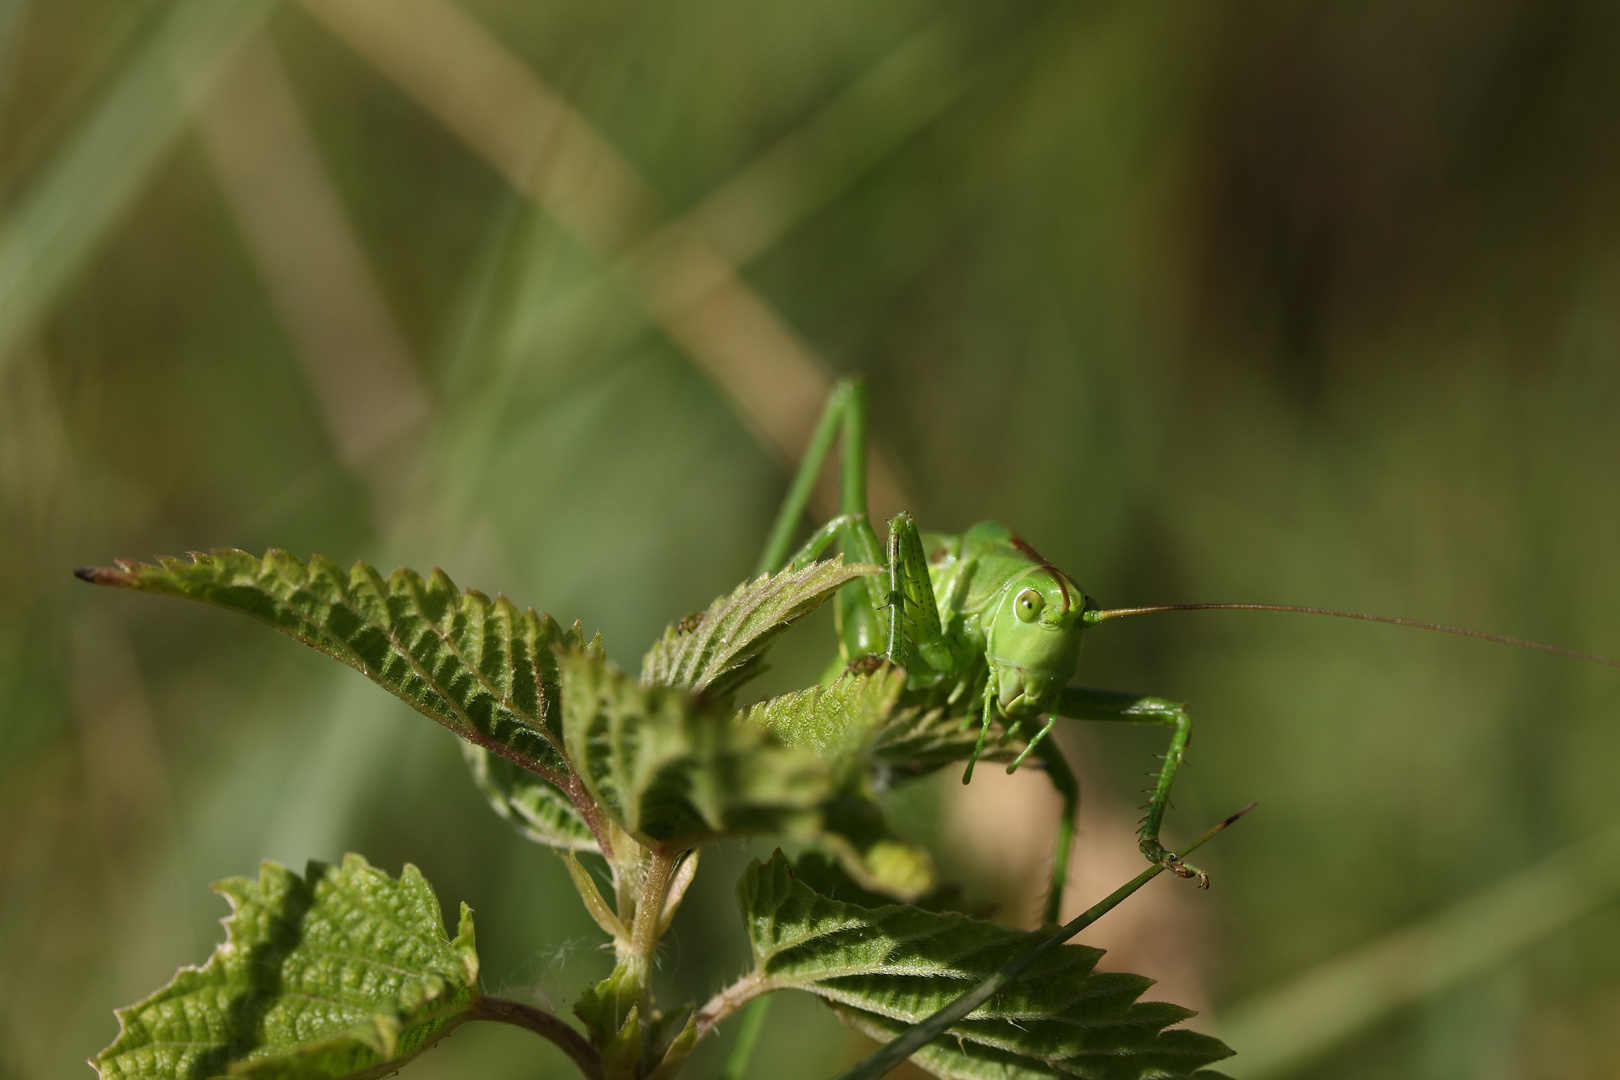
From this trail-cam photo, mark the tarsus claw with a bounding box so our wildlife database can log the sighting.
[1143,844,1211,889]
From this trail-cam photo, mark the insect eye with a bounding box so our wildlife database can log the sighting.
[1014,588,1044,623]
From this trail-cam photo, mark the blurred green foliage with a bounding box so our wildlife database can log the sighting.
[3,1,1619,1078]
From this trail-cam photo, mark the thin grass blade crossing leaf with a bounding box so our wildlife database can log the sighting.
[736,851,1233,1079]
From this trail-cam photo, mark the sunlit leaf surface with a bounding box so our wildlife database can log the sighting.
[95,855,478,1080]
[738,851,1233,1080]
[639,558,876,704]
[79,550,586,790]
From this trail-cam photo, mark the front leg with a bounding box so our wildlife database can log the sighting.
[883,512,946,673]
[1054,687,1207,888]
[962,679,997,783]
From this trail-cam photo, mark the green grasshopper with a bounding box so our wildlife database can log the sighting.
[757,378,1619,926]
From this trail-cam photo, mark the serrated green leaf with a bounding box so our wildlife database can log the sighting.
[811,793,937,903]
[95,855,480,1080]
[840,1012,1234,1080]
[745,666,934,899]
[744,665,906,782]
[79,550,588,800]
[785,853,977,917]
[639,558,877,703]
[737,851,1233,1080]
[463,742,598,851]
[561,647,833,851]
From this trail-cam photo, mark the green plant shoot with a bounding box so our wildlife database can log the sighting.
[73,545,1243,1080]
[76,379,1612,1080]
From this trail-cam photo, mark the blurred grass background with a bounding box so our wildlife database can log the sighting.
[3,1,1620,1077]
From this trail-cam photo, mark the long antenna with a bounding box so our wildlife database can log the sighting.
[1086,602,1620,669]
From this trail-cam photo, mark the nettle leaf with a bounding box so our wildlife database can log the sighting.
[78,550,587,797]
[462,742,598,852]
[744,665,906,782]
[738,852,1234,1080]
[747,666,935,900]
[96,855,479,1080]
[639,558,876,702]
[812,792,937,902]
[561,647,834,851]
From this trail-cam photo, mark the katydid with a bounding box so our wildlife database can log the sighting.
[757,378,1620,927]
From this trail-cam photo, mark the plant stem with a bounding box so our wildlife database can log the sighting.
[830,803,1256,1080]
[694,971,770,1040]
[473,996,602,1079]
[564,773,615,860]
[624,848,679,992]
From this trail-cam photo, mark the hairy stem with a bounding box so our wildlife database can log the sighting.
[562,771,615,860]
[628,849,679,972]
[473,996,601,1079]
[694,971,772,1040]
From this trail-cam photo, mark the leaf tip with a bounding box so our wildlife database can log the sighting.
[74,565,132,586]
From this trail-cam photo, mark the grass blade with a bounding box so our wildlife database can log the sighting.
[1219,817,1620,1079]
[197,30,428,488]
[0,0,272,372]
[292,0,909,506]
